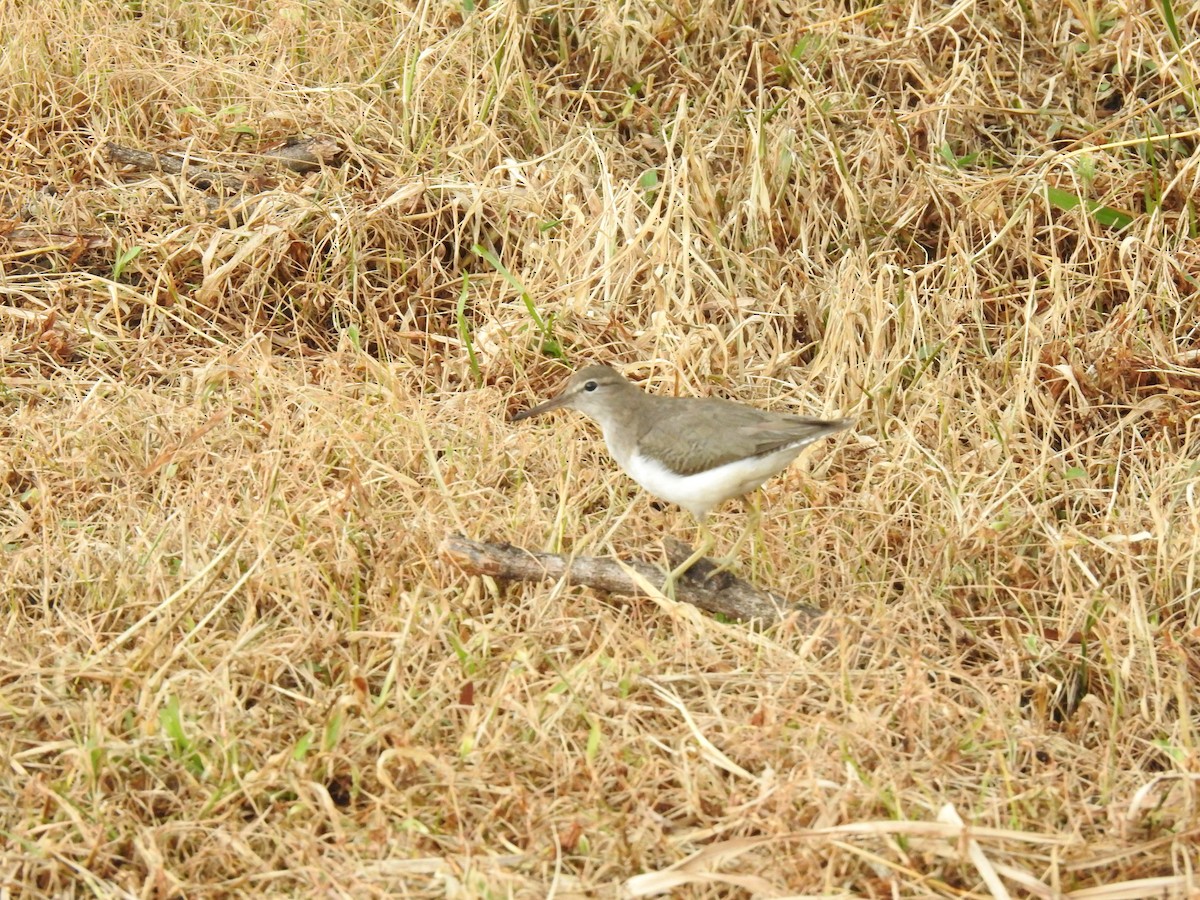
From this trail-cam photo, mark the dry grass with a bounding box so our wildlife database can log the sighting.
[3,0,1200,896]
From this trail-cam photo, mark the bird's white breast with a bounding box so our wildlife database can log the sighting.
[622,444,808,520]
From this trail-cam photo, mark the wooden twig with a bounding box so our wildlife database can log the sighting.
[0,227,110,255]
[439,534,827,626]
[104,135,345,191]
[259,135,344,172]
[105,143,245,191]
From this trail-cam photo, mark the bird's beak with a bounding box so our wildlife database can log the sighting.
[509,391,571,423]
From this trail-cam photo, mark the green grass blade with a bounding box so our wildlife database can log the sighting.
[1045,186,1135,229]
[473,244,562,357]
[1160,0,1182,48]
[457,273,482,386]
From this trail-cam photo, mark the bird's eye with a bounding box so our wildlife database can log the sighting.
[584,381,598,392]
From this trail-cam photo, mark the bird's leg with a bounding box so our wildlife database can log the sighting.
[660,496,765,595]
[671,496,764,589]
[662,519,716,597]
[708,494,762,575]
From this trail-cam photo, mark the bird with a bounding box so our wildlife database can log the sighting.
[511,364,851,586]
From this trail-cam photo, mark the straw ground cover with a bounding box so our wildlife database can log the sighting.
[2,0,1199,896]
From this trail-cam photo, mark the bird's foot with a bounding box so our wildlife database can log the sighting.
[660,537,741,596]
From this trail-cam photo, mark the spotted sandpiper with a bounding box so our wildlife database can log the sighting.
[511,364,852,584]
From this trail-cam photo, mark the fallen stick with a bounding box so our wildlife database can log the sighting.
[0,228,110,255]
[105,143,246,192]
[439,534,826,626]
[105,135,344,191]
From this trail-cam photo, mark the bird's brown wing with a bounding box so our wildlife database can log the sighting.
[635,397,851,477]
